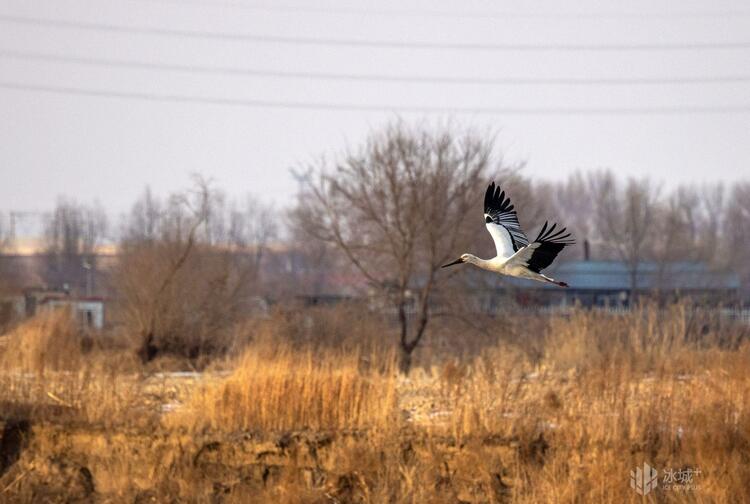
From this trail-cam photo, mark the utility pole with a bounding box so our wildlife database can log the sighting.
[8,211,17,251]
[82,259,93,297]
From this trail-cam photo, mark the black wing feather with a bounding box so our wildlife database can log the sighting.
[484,182,529,251]
[526,220,576,273]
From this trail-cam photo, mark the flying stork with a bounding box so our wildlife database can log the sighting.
[442,182,574,287]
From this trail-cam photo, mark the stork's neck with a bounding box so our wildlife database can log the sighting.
[464,254,495,271]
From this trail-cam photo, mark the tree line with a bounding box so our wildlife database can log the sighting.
[0,122,748,369]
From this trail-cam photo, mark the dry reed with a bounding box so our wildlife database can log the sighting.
[0,303,748,502]
[175,343,398,433]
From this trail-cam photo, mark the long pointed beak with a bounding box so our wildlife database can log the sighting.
[441,258,464,268]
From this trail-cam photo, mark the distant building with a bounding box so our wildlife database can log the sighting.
[39,298,105,330]
[505,260,742,307]
[24,288,105,330]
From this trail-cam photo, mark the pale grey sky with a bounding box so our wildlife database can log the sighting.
[1,0,749,220]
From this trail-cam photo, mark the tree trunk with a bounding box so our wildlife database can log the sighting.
[397,297,430,375]
[397,298,412,373]
[137,331,159,363]
[398,344,413,374]
[629,265,638,306]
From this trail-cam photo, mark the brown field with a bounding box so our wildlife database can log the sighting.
[0,304,749,503]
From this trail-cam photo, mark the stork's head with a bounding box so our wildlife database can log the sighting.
[442,253,470,268]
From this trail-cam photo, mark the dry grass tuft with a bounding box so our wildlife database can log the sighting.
[175,343,398,433]
[0,311,85,373]
[0,312,147,428]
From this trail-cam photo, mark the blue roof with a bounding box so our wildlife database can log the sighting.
[512,260,740,291]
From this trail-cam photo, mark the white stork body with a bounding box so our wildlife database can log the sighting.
[442,182,574,287]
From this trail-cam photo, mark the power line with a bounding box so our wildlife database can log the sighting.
[2,14,749,51]
[1,81,749,115]
[130,0,750,20]
[3,49,749,85]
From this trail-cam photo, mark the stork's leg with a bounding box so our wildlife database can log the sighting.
[539,273,569,288]
[512,267,569,288]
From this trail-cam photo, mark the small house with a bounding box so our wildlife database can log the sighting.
[24,288,106,329]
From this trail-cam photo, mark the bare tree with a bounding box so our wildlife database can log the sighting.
[115,178,275,361]
[652,185,724,263]
[589,170,660,301]
[653,189,695,264]
[43,198,107,294]
[724,182,750,286]
[696,183,726,263]
[292,123,505,372]
[282,170,351,300]
[228,196,276,272]
[123,186,162,243]
[548,172,596,259]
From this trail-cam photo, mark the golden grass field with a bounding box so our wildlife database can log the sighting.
[0,304,748,503]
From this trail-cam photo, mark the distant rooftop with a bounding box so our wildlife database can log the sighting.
[533,260,741,291]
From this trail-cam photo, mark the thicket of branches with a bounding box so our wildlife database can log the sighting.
[113,177,276,361]
[42,198,108,294]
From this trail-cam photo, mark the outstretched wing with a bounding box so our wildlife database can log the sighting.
[507,221,575,272]
[484,182,529,259]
